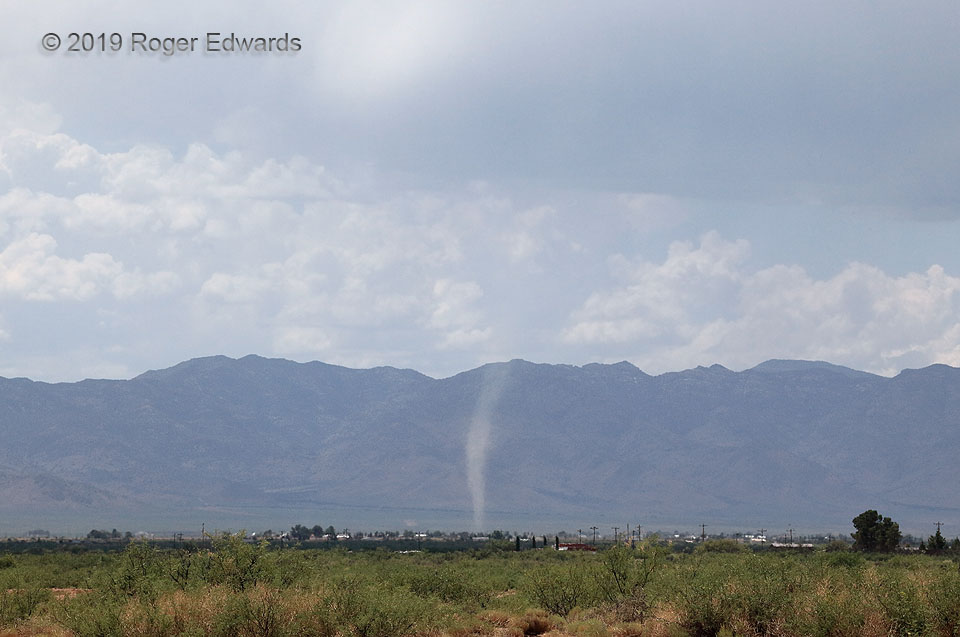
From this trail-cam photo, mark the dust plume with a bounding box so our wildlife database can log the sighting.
[465,363,509,532]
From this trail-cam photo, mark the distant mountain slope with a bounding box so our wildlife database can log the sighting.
[1,355,957,534]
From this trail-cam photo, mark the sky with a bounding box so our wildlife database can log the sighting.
[2,0,960,381]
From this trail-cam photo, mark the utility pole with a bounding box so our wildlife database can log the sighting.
[701,523,708,542]
[613,526,619,544]
[936,521,944,533]
[577,529,583,543]
[758,528,766,546]
[787,528,794,544]
[638,525,643,541]
[591,526,598,545]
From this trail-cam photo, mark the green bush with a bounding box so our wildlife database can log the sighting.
[214,586,289,637]
[697,539,747,554]
[325,575,437,637]
[110,540,164,598]
[875,573,928,637]
[207,531,270,592]
[54,590,125,637]
[928,570,960,637]
[0,586,50,625]
[405,563,492,608]
[522,559,596,617]
[725,559,794,635]
[820,550,865,569]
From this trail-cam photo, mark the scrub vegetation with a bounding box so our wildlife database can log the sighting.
[1,533,959,636]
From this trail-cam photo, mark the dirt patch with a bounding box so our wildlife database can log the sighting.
[4,588,90,600]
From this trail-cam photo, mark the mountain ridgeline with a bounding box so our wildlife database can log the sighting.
[1,355,958,534]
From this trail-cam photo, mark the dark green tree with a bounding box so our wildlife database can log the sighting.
[311,524,324,538]
[290,524,311,541]
[851,509,901,551]
[928,528,948,553]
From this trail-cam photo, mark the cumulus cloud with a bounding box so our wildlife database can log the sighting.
[0,233,176,302]
[2,88,960,381]
[0,233,122,301]
[564,233,960,375]
[565,231,749,343]
[428,278,491,349]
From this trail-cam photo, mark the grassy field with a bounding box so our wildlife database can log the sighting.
[1,535,959,636]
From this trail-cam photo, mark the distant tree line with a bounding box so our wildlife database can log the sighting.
[86,529,133,540]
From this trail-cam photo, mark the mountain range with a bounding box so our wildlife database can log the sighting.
[1,355,958,536]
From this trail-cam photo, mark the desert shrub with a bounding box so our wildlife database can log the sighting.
[874,572,928,637]
[324,575,437,637]
[597,546,659,598]
[214,585,289,637]
[110,540,164,598]
[928,570,960,637]
[522,560,597,617]
[206,532,270,592]
[54,590,125,637]
[823,539,852,553]
[513,610,556,635]
[122,599,181,636]
[121,587,232,636]
[673,580,727,636]
[479,609,513,627]
[723,559,795,636]
[697,540,746,554]
[786,569,867,637]
[564,617,611,637]
[167,546,207,591]
[0,586,50,625]
[819,550,865,569]
[405,563,492,608]
[669,557,733,637]
[0,555,15,569]
[268,549,308,589]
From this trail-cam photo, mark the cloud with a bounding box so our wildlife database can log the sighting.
[500,205,556,263]
[274,326,333,355]
[199,272,272,304]
[0,232,176,302]
[3,89,960,381]
[0,233,122,301]
[565,231,749,343]
[428,278,491,349]
[314,1,472,101]
[564,233,960,375]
